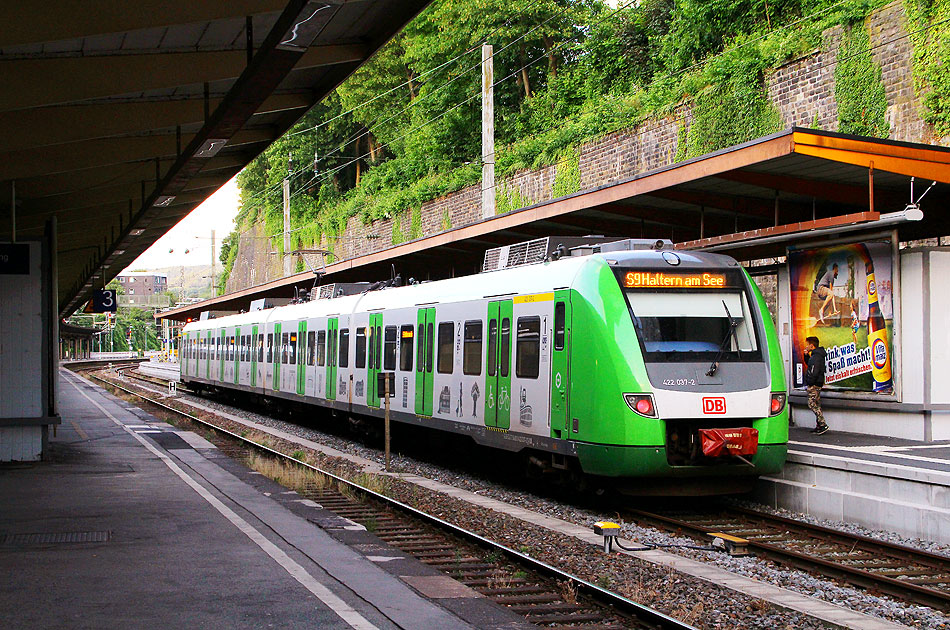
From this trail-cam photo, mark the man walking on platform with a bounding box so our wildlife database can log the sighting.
[804,336,828,435]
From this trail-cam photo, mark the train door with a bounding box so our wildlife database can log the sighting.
[218,330,225,383]
[484,299,513,430]
[272,322,281,391]
[234,326,241,385]
[414,307,435,416]
[326,318,337,400]
[296,321,306,395]
[550,292,571,437]
[251,325,259,389]
[181,333,188,377]
[205,330,211,379]
[367,313,382,408]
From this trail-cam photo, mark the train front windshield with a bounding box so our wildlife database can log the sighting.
[624,289,760,363]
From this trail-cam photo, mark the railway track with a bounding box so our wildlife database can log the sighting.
[82,367,696,630]
[95,365,950,614]
[628,506,950,612]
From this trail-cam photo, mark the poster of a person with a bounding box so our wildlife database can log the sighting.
[815,263,839,324]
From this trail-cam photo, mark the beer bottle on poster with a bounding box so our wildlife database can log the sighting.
[865,259,892,391]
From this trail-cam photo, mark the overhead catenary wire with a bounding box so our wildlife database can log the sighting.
[238,0,567,213]
[249,1,950,250]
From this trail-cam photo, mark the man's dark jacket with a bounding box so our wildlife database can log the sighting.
[805,347,826,386]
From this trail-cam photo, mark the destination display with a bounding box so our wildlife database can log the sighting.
[788,240,894,393]
[622,271,734,289]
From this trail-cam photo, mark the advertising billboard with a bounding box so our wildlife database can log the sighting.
[788,240,894,393]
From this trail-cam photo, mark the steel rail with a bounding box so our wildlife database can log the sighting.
[85,370,697,630]
[628,508,950,612]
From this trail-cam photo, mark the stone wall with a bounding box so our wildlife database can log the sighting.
[226,1,937,292]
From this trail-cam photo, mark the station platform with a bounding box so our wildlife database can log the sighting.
[755,426,950,545]
[0,370,530,630]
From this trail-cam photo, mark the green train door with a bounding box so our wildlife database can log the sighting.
[251,325,259,388]
[367,313,383,408]
[484,299,513,430]
[272,322,281,390]
[205,331,211,379]
[219,330,225,381]
[326,318,338,400]
[415,307,435,416]
[297,321,307,395]
[233,326,241,384]
[550,291,571,437]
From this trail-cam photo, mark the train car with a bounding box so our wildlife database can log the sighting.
[181,240,788,494]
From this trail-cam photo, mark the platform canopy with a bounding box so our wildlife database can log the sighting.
[158,128,950,322]
[0,0,431,318]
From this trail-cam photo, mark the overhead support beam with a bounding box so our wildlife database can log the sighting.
[792,131,950,185]
[643,189,800,221]
[0,43,366,112]
[63,0,346,316]
[0,1,289,47]
[0,130,272,181]
[0,93,309,153]
[714,170,905,209]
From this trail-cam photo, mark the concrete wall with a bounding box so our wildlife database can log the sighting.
[0,239,52,462]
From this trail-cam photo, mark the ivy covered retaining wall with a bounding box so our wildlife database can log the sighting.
[225,1,941,292]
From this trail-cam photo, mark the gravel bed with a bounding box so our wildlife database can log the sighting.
[725,497,950,559]
[111,375,948,629]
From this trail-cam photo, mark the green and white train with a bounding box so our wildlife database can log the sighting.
[181,241,788,494]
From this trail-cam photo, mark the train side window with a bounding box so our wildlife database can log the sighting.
[374,325,382,370]
[244,335,249,361]
[384,326,397,370]
[339,329,349,368]
[258,335,264,362]
[554,302,565,351]
[487,320,497,376]
[516,316,541,379]
[426,323,434,373]
[437,322,454,374]
[500,318,511,377]
[316,330,326,366]
[266,334,273,363]
[356,327,367,369]
[400,325,413,372]
[416,324,424,372]
[306,331,315,366]
[289,333,297,364]
[281,333,288,364]
[329,329,337,367]
[367,326,375,370]
[463,320,482,376]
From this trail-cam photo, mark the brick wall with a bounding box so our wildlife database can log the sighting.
[226,1,938,291]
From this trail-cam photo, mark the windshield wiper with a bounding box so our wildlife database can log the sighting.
[706,300,741,377]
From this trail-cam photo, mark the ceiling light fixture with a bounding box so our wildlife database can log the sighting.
[153,196,176,207]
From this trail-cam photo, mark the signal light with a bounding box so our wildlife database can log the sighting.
[770,393,786,416]
[623,393,657,417]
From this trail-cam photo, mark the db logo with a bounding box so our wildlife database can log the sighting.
[703,397,726,414]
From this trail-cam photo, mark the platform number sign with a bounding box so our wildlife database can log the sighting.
[92,289,117,313]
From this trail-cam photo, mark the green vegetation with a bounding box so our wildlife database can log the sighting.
[835,22,889,137]
[905,0,950,137]
[221,0,921,288]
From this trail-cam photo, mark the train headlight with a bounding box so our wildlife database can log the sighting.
[624,393,657,417]
[770,393,786,416]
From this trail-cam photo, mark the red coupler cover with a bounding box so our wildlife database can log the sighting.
[699,428,759,457]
